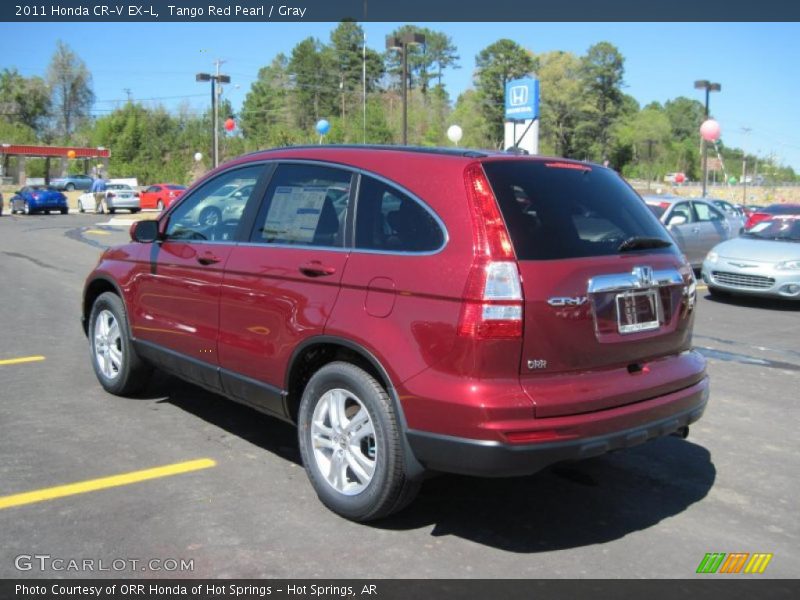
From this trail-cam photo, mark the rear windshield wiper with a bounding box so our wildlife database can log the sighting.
[617,236,673,252]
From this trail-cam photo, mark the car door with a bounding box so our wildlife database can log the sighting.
[217,162,354,416]
[692,201,730,261]
[664,201,698,264]
[128,165,266,390]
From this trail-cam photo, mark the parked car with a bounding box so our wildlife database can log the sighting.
[702,216,800,300]
[663,172,686,184]
[50,174,94,192]
[707,198,746,234]
[82,147,707,521]
[78,184,141,214]
[744,203,800,231]
[642,195,732,268]
[8,186,68,215]
[139,184,187,210]
[180,181,256,226]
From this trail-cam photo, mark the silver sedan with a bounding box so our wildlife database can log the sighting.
[701,216,800,300]
[643,195,733,268]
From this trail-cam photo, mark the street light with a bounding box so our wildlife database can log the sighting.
[694,79,721,197]
[387,32,425,145]
[196,66,231,168]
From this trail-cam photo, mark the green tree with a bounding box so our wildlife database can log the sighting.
[474,39,537,147]
[46,41,94,141]
[537,51,583,157]
[240,54,294,149]
[663,96,705,139]
[0,69,51,135]
[580,42,625,162]
[613,106,671,184]
[288,37,338,131]
[449,90,493,149]
[385,26,459,94]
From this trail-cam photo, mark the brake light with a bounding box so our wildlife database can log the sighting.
[659,202,670,210]
[459,165,523,339]
[545,161,591,171]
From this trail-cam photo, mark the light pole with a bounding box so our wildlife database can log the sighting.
[387,32,425,145]
[196,63,230,169]
[694,79,721,197]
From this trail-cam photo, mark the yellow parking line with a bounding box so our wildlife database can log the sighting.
[84,229,111,235]
[0,458,216,510]
[0,355,46,366]
[696,284,708,290]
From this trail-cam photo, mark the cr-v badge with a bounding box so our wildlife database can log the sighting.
[547,296,588,307]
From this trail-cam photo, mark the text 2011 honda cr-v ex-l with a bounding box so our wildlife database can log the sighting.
[82,147,708,521]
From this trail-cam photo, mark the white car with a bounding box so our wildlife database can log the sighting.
[78,184,141,214]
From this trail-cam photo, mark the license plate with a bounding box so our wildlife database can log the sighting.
[616,289,660,334]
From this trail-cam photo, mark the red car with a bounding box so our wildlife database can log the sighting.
[744,203,800,230]
[138,183,187,210]
[82,146,708,521]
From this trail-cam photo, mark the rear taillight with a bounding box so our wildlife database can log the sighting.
[458,165,523,339]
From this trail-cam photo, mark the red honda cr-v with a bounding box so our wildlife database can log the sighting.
[82,146,708,521]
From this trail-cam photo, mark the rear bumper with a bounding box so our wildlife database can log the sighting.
[406,377,709,477]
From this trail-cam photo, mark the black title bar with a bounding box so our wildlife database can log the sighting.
[3,0,800,22]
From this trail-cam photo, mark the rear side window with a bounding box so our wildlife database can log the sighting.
[251,164,352,247]
[355,175,444,252]
[482,161,671,260]
[693,202,724,222]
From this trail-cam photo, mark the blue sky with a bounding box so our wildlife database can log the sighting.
[2,22,799,170]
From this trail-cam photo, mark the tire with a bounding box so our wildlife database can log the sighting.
[298,362,421,522]
[60,207,68,215]
[198,206,222,227]
[66,183,75,191]
[130,208,140,214]
[88,292,152,395]
[157,200,164,211]
[108,205,116,214]
[23,201,31,215]
[78,200,85,213]
[44,210,51,215]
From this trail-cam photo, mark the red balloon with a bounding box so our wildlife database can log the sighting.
[675,173,686,184]
[700,119,721,142]
[224,118,236,132]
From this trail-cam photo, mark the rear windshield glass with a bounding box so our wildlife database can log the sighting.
[482,161,671,260]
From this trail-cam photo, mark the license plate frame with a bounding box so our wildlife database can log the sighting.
[615,289,660,334]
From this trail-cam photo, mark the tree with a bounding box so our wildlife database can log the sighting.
[613,107,671,183]
[384,26,459,94]
[0,69,51,135]
[240,54,294,148]
[288,37,338,131]
[580,42,625,162]
[663,96,705,140]
[537,51,583,157]
[474,39,537,147]
[46,41,94,140]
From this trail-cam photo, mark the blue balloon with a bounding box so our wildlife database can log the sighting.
[316,119,331,135]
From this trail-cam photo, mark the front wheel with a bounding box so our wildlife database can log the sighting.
[88,292,152,395]
[23,201,31,215]
[65,183,75,191]
[298,362,420,522]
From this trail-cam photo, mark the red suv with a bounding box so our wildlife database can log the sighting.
[82,147,709,521]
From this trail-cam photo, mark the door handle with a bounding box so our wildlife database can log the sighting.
[197,253,222,266]
[299,261,336,277]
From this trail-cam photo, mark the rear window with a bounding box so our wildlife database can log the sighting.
[482,161,671,260]
[168,185,187,191]
[765,204,800,215]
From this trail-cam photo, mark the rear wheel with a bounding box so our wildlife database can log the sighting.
[298,362,420,522]
[199,206,222,227]
[88,292,152,395]
[65,183,75,191]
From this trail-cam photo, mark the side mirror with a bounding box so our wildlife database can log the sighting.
[130,219,159,243]
[668,215,687,227]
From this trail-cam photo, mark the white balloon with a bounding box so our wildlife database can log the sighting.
[194,152,203,162]
[447,125,463,144]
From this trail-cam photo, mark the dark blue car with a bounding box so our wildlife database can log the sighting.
[9,186,69,215]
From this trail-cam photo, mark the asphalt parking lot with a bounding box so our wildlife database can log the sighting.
[0,212,798,579]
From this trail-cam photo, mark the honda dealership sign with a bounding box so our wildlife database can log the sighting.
[504,78,539,121]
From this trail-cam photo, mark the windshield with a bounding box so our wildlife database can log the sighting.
[744,217,800,241]
[482,160,672,260]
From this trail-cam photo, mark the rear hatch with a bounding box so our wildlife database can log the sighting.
[482,159,699,417]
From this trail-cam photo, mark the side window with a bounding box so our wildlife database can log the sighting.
[146,186,158,193]
[165,165,263,242]
[670,202,693,224]
[355,175,444,252]
[694,202,723,222]
[251,164,352,247]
